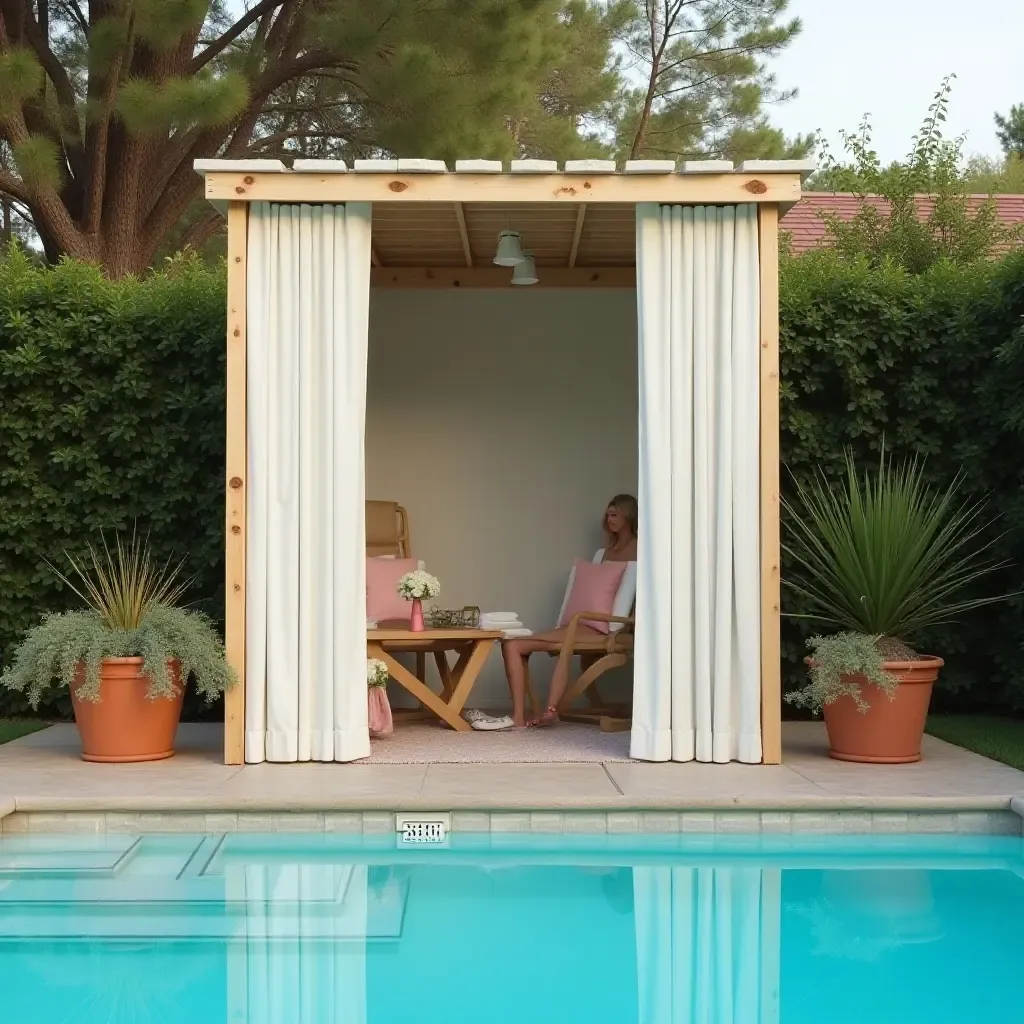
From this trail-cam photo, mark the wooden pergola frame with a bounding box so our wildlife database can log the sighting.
[201,158,811,767]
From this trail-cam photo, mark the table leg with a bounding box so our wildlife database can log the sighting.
[368,643,471,732]
[446,640,494,716]
[433,651,453,700]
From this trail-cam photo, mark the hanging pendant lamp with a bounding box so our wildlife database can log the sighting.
[494,230,525,266]
[511,252,538,286]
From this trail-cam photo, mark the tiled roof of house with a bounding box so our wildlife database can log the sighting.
[781,192,1024,254]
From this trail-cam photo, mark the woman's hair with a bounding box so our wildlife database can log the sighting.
[605,493,638,539]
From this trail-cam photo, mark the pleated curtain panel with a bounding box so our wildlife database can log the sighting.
[227,861,368,1024]
[246,202,373,763]
[633,866,776,1024]
[631,204,763,764]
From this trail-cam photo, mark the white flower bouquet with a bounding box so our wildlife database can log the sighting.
[396,570,441,601]
[367,657,392,737]
[367,658,389,688]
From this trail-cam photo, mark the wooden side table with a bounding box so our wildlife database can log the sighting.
[366,628,503,732]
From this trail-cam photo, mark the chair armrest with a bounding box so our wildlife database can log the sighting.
[556,611,635,657]
[567,611,633,629]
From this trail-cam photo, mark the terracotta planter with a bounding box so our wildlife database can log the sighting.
[70,657,184,763]
[821,656,944,763]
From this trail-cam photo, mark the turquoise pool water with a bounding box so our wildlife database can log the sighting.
[1,831,1022,1023]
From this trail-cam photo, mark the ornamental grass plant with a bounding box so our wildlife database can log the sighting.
[783,447,1012,712]
[1,530,233,707]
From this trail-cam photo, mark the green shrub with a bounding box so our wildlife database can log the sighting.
[2,244,1024,718]
[0,249,227,719]
[780,247,1024,712]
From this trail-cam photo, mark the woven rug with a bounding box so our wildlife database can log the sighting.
[362,722,631,764]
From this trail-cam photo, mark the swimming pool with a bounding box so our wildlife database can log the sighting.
[1,831,1022,1023]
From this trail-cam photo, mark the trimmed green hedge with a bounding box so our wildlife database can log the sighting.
[779,247,1024,712]
[1,246,1023,718]
[0,251,227,719]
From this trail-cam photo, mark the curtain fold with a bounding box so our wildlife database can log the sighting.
[246,201,372,763]
[227,860,368,1024]
[631,204,762,763]
[633,866,775,1024]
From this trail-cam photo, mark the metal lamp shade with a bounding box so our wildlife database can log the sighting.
[494,230,525,266]
[511,253,538,285]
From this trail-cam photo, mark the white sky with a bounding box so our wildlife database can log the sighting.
[768,0,1024,163]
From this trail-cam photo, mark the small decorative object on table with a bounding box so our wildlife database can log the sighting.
[367,658,393,738]
[396,570,441,633]
[426,606,481,629]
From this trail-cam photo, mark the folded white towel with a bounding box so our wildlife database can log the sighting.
[480,612,519,622]
[500,628,533,639]
[482,619,523,630]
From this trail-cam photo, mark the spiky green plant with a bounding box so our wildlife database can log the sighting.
[783,447,1013,712]
[1,531,234,706]
[48,528,191,631]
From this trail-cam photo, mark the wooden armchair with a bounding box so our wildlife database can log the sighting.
[526,610,634,732]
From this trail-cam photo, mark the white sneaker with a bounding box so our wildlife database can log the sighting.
[471,715,515,731]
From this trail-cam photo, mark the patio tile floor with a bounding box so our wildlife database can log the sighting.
[1,721,1023,816]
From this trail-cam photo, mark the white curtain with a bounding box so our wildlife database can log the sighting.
[246,202,372,763]
[633,866,777,1024]
[631,204,762,763]
[226,861,368,1024]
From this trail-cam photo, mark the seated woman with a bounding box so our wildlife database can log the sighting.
[502,494,637,728]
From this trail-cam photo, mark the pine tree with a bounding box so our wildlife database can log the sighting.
[611,0,811,161]
[0,0,622,276]
[994,103,1024,158]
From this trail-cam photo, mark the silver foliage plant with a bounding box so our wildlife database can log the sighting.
[787,632,899,714]
[1,604,234,706]
[1,529,234,705]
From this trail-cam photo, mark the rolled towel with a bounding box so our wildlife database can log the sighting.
[482,619,523,631]
[480,612,519,622]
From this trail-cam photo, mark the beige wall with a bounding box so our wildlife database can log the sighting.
[367,289,638,707]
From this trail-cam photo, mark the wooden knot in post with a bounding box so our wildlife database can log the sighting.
[234,584,241,591]
[743,179,768,195]
[583,181,592,189]
[234,186,246,194]
[233,328,241,337]
[231,525,241,534]
[243,176,254,185]
[229,476,243,489]
[388,180,409,192]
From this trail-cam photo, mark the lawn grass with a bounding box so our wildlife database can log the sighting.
[926,714,1024,772]
[0,719,49,745]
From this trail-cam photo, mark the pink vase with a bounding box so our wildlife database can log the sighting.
[410,598,425,632]
[368,687,393,738]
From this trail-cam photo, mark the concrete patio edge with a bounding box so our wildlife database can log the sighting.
[5,793,1024,814]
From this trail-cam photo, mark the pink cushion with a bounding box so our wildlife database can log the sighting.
[557,558,627,634]
[366,557,419,623]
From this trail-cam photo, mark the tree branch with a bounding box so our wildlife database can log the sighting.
[189,0,288,73]
[0,167,29,203]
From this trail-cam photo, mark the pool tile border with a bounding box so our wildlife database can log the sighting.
[1,808,1021,836]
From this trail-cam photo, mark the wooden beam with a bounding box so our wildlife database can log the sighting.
[204,171,802,206]
[370,266,635,288]
[758,203,782,765]
[224,202,248,766]
[568,204,587,268]
[454,202,473,267]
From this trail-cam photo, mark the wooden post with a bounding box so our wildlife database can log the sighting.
[760,868,782,1023]
[758,204,783,764]
[224,202,248,765]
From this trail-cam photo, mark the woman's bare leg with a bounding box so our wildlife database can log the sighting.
[501,632,565,726]
[502,639,531,727]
